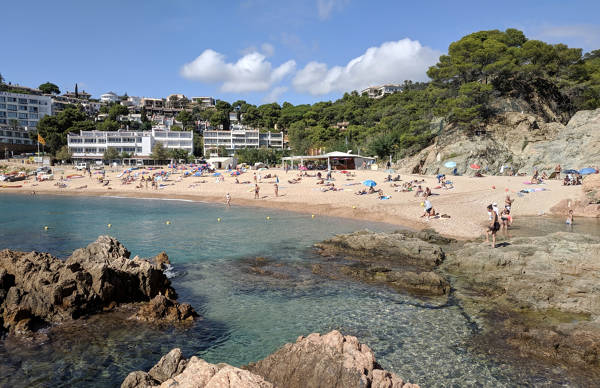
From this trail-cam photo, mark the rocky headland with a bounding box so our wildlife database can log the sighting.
[0,236,197,337]
[122,330,418,388]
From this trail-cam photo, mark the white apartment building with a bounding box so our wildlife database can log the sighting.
[203,125,284,156]
[0,91,51,130]
[100,92,120,104]
[360,84,403,99]
[191,96,215,108]
[67,129,193,160]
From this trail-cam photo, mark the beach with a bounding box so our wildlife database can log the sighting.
[1,162,586,239]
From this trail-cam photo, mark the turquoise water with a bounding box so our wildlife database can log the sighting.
[0,194,595,387]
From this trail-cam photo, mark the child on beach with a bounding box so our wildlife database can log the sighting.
[274,183,278,197]
[566,209,574,225]
[420,196,435,220]
[226,193,231,207]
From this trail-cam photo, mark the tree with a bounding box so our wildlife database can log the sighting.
[38,82,60,95]
[75,83,79,98]
[151,143,169,161]
[176,110,195,130]
[108,104,129,121]
[55,145,72,161]
[193,133,203,157]
[169,148,191,162]
[0,73,4,84]
[120,151,132,159]
[103,147,120,161]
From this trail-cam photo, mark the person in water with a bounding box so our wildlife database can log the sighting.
[566,209,574,225]
[485,204,500,248]
[225,193,231,207]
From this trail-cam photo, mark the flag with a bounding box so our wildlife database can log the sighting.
[37,134,46,145]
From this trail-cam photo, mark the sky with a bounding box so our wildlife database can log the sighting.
[2,0,599,105]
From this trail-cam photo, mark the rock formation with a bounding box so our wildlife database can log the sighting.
[314,230,449,296]
[443,232,600,368]
[122,330,418,388]
[0,236,197,336]
[550,173,600,217]
[397,108,600,177]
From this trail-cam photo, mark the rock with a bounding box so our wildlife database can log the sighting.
[245,330,415,388]
[148,348,188,383]
[123,331,417,388]
[443,232,600,368]
[121,371,158,388]
[315,230,445,269]
[340,264,450,296]
[0,236,196,336]
[133,294,198,323]
[396,108,600,177]
[152,252,170,270]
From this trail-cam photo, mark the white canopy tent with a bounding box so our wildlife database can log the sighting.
[281,152,375,170]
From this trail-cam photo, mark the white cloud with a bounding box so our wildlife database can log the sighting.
[534,24,600,51]
[263,86,288,103]
[180,50,295,93]
[292,39,441,95]
[317,0,348,20]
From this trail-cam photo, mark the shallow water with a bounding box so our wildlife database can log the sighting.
[0,193,597,387]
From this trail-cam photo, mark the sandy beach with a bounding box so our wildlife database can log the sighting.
[1,162,586,239]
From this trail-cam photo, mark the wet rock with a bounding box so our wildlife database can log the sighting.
[0,236,196,336]
[315,230,445,269]
[123,331,417,388]
[245,330,416,388]
[132,294,198,323]
[443,232,600,368]
[340,264,450,296]
[152,252,170,270]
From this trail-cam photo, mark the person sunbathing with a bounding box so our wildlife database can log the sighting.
[414,185,424,197]
[368,186,376,194]
[355,189,367,195]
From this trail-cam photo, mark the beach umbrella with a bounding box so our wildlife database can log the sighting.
[212,172,221,176]
[563,169,579,174]
[362,179,377,187]
[579,167,597,175]
[469,163,481,170]
[444,161,457,168]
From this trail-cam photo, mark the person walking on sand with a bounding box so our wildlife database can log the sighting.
[226,192,231,207]
[485,204,500,248]
[420,196,435,221]
[274,183,278,197]
[254,184,260,199]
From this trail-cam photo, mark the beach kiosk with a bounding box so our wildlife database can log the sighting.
[282,152,375,170]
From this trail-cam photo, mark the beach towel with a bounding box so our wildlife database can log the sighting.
[379,196,391,200]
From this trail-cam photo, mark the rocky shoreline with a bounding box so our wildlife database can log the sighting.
[0,236,197,338]
[310,229,600,375]
[122,330,419,388]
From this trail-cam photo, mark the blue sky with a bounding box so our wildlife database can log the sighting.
[2,0,599,105]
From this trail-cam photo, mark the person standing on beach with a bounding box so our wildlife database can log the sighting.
[485,204,500,248]
[274,183,278,197]
[253,173,257,184]
[254,184,260,199]
[226,193,231,207]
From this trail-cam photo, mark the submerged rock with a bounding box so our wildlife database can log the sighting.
[122,330,418,388]
[314,230,449,297]
[0,236,197,336]
[443,232,600,368]
[133,294,198,323]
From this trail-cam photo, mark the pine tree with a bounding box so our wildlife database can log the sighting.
[75,83,79,98]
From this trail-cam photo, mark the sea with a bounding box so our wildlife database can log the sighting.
[0,193,598,387]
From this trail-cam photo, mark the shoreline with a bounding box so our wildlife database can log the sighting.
[1,164,589,240]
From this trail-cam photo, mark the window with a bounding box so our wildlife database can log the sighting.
[0,119,6,124]
[29,121,37,127]
[7,105,17,111]
[7,97,16,102]
[0,97,5,102]
[19,120,28,126]
[29,99,38,104]
[18,113,28,119]
[0,112,5,118]
[29,106,38,112]
[0,103,5,109]
[7,112,17,118]
[29,113,38,119]
[18,105,27,111]
[18,98,27,104]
